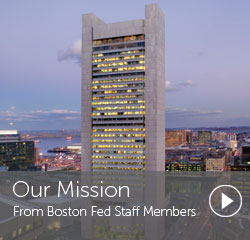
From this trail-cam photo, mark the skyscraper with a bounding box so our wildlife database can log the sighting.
[82,4,165,171]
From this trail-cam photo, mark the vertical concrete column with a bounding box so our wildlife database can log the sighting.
[145,4,166,171]
[81,15,104,239]
[81,14,104,171]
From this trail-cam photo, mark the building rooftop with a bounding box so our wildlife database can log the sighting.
[0,130,18,135]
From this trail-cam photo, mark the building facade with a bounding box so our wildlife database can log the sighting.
[166,161,203,171]
[0,130,35,170]
[206,156,225,171]
[241,146,250,164]
[198,131,212,145]
[165,130,193,148]
[82,4,165,171]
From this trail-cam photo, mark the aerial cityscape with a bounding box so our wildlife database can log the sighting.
[0,1,250,172]
[1,1,250,240]
[1,127,250,172]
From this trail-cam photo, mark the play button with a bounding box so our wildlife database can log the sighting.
[221,193,234,210]
[209,185,242,217]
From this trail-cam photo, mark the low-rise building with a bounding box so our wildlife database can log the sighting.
[166,161,203,171]
[206,156,225,171]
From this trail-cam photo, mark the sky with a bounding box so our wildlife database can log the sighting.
[0,0,250,130]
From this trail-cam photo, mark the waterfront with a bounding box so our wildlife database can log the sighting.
[35,137,81,156]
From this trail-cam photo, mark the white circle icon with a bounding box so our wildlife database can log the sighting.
[209,185,242,218]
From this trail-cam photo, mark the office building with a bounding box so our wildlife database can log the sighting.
[198,131,212,145]
[165,130,193,148]
[0,130,36,170]
[241,146,250,164]
[82,4,165,171]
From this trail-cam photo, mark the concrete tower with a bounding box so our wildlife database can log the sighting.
[82,3,165,171]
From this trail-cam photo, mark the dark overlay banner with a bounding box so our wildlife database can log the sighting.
[0,172,249,240]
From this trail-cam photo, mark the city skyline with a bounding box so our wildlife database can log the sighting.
[1,0,250,130]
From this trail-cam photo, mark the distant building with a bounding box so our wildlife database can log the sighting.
[186,130,193,145]
[165,130,193,148]
[67,144,81,153]
[0,130,36,170]
[206,156,225,171]
[198,131,212,145]
[231,165,250,171]
[229,140,238,151]
[212,131,226,142]
[241,146,250,164]
[226,133,237,141]
[166,161,202,171]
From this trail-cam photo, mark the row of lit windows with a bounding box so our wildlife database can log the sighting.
[92,95,143,101]
[92,100,145,105]
[93,35,145,46]
[93,117,144,122]
[92,137,144,143]
[93,150,144,154]
[92,83,144,90]
[93,89,144,95]
[92,133,145,138]
[167,166,202,171]
[92,123,145,127]
[92,111,145,116]
[92,50,144,58]
[92,155,145,159]
[92,55,145,63]
[94,60,145,68]
[93,106,145,111]
[93,66,145,73]
[92,161,145,165]
[92,166,144,170]
[92,139,143,143]
[93,73,145,80]
[93,144,144,148]
[92,77,145,85]
[92,128,145,132]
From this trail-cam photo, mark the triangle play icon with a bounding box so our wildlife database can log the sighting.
[221,193,234,210]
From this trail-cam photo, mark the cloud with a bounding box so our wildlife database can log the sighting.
[57,40,81,63]
[166,106,222,117]
[0,108,81,130]
[0,109,80,123]
[166,80,194,92]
